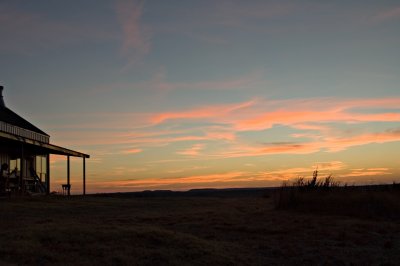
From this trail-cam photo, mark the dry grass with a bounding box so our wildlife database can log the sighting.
[1,193,400,265]
[276,186,400,218]
[274,172,400,220]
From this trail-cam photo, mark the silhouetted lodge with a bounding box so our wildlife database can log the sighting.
[0,86,89,196]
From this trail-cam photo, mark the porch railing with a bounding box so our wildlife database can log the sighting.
[0,121,49,143]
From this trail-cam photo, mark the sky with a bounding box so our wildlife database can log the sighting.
[1,0,400,193]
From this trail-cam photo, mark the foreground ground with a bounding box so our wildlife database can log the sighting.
[0,193,399,265]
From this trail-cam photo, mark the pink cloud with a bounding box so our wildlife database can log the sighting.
[373,7,400,22]
[115,0,150,63]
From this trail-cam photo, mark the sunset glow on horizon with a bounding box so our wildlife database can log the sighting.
[1,0,399,193]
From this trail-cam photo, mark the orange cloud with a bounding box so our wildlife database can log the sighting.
[234,109,400,131]
[84,161,397,193]
[150,99,256,124]
[344,168,392,178]
[177,144,205,156]
[87,161,345,192]
[212,141,323,158]
[148,97,400,132]
[47,97,400,171]
[96,171,249,189]
[312,161,346,171]
[204,128,400,159]
[123,148,142,154]
[291,123,330,132]
[205,131,236,141]
[324,129,400,152]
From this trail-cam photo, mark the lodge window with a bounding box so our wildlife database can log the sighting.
[35,155,47,182]
[9,158,20,175]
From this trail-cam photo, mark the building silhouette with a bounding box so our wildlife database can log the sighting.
[0,86,89,196]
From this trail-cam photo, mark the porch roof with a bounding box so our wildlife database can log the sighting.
[0,130,89,158]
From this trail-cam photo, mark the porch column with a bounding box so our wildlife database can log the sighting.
[83,157,86,195]
[67,155,70,196]
[20,143,24,194]
[46,154,50,195]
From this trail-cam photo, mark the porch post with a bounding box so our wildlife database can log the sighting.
[83,157,86,195]
[20,143,24,194]
[67,155,70,196]
[46,154,50,195]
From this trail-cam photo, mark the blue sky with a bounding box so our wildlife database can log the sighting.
[1,0,400,193]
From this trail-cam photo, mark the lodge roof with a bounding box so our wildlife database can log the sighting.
[0,86,49,136]
[0,106,49,136]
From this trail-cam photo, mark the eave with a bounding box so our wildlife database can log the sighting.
[0,130,89,158]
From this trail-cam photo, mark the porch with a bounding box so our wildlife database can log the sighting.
[0,123,89,196]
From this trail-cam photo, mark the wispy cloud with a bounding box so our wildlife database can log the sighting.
[0,4,113,53]
[88,68,265,95]
[115,0,150,65]
[149,97,400,130]
[150,99,256,124]
[122,148,142,154]
[96,171,251,190]
[48,97,400,161]
[212,1,299,27]
[212,142,323,158]
[86,161,348,192]
[312,161,346,171]
[345,168,392,178]
[258,162,345,181]
[156,1,305,40]
[177,144,205,156]
[324,129,400,152]
[82,160,397,193]
[372,6,400,22]
[212,128,400,158]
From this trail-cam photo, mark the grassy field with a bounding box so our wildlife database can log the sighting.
[1,191,400,265]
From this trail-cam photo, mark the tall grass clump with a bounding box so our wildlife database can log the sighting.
[274,170,400,220]
[274,170,339,209]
